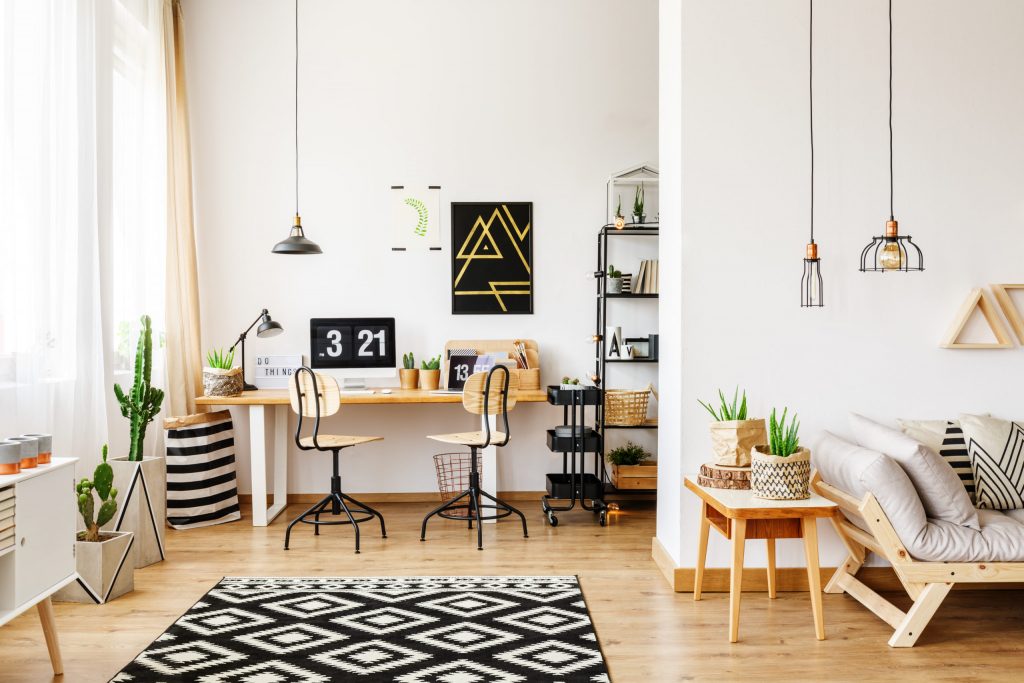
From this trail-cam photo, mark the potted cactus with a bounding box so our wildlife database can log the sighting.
[109,314,166,568]
[607,265,623,294]
[750,407,811,500]
[698,387,767,468]
[632,184,646,224]
[420,355,441,391]
[55,445,135,604]
[203,347,242,397]
[400,352,419,390]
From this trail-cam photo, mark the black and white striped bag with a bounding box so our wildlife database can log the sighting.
[163,410,241,529]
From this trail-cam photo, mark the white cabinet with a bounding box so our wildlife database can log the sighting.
[13,466,75,606]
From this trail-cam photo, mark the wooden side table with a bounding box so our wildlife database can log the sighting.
[684,475,837,643]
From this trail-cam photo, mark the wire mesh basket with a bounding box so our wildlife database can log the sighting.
[433,452,482,518]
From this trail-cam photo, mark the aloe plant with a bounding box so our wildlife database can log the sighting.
[402,352,415,370]
[698,387,749,422]
[615,195,624,219]
[206,347,235,370]
[767,407,801,457]
[421,355,440,371]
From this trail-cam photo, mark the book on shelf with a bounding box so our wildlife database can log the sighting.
[0,487,13,502]
[631,259,660,294]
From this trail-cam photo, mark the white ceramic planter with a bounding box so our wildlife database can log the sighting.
[55,531,135,604]
[107,456,166,568]
[750,446,812,500]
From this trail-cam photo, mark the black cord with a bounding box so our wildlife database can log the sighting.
[889,0,894,220]
[809,0,814,244]
[295,0,299,217]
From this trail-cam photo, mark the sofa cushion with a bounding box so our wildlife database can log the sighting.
[897,418,976,503]
[814,431,1024,562]
[851,413,980,530]
[960,413,1024,510]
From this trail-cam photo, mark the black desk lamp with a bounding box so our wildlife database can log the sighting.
[231,309,284,391]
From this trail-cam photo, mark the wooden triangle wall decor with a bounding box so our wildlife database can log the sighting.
[940,288,1014,349]
[990,284,1024,344]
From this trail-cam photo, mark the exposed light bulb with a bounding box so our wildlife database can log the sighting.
[880,242,903,270]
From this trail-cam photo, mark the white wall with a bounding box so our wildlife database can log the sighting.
[183,0,659,493]
[659,0,1024,569]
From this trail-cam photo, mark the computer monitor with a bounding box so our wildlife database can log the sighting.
[310,317,396,389]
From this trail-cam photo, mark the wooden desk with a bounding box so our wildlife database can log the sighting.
[684,475,837,643]
[197,389,549,526]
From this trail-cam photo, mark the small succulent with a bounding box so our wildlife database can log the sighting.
[615,195,624,219]
[421,355,441,371]
[698,387,749,422]
[607,265,622,279]
[767,407,801,457]
[206,347,235,370]
[561,376,581,386]
[402,352,415,370]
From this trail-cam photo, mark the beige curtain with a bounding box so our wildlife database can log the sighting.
[163,0,204,416]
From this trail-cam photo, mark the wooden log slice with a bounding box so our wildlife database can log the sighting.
[698,461,752,489]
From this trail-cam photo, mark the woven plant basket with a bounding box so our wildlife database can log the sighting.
[202,367,243,397]
[604,384,656,426]
[750,446,811,500]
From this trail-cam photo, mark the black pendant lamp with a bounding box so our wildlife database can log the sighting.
[859,0,922,272]
[801,0,823,307]
[273,0,322,255]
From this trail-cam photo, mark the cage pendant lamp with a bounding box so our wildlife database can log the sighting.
[859,0,922,272]
[272,0,322,255]
[801,0,823,307]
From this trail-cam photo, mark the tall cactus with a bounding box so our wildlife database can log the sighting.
[77,445,118,542]
[113,315,165,461]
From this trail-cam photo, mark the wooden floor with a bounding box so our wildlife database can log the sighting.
[1,502,1022,682]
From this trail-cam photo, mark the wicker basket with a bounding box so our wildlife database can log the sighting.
[604,384,655,426]
[750,447,812,500]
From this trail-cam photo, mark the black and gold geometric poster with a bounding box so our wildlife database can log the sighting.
[451,202,533,314]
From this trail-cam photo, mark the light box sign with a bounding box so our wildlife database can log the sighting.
[253,355,302,389]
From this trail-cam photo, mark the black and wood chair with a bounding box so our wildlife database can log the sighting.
[420,365,528,550]
[284,366,386,553]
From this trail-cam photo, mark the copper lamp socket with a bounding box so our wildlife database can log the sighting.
[294,214,302,227]
[805,243,818,260]
[885,219,898,238]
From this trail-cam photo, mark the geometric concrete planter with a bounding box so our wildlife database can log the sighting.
[54,531,135,604]
[107,456,166,568]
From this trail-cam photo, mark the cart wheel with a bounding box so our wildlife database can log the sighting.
[547,511,559,527]
[599,511,607,527]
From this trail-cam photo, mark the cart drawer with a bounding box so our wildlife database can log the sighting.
[546,429,602,453]
[546,473,604,500]
[546,386,602,406]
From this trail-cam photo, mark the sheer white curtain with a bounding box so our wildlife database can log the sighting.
[0,0,167,468]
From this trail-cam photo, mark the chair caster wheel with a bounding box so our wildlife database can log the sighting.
[599,512,607,527]
[547,512,559,527]
[355,550,361,554]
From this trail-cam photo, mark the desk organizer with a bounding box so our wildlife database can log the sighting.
[444,339,540,390]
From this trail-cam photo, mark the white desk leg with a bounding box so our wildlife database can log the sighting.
[269,406,289,524]
[482,414,497,525]
[250,405,270,527]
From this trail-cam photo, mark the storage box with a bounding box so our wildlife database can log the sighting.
[546,473,604,500]
[610,463,658,490]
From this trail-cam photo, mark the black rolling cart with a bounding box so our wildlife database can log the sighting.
[541,385,609,526]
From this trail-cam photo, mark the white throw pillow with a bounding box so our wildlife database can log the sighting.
[959,414,1024,510]
[898,419,976,503]
[850,413,980,530]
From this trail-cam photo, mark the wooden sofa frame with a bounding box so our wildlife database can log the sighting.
[811,472,1024,647]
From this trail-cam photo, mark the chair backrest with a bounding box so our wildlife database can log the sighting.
[462,367,519,415]
[288,368,341,418]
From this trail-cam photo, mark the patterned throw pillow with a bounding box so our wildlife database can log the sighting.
[898,419,976,503]
[959,414,1024,510]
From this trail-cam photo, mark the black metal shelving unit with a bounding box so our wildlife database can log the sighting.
[541,385,608,526]
[594,223,659,495]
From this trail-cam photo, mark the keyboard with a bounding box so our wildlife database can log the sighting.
[338,389,375,395]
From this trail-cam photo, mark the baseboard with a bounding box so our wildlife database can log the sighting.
[238,491,548,505]
[648,539,1024,593]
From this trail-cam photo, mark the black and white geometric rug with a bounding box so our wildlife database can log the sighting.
[112,576,610,682]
